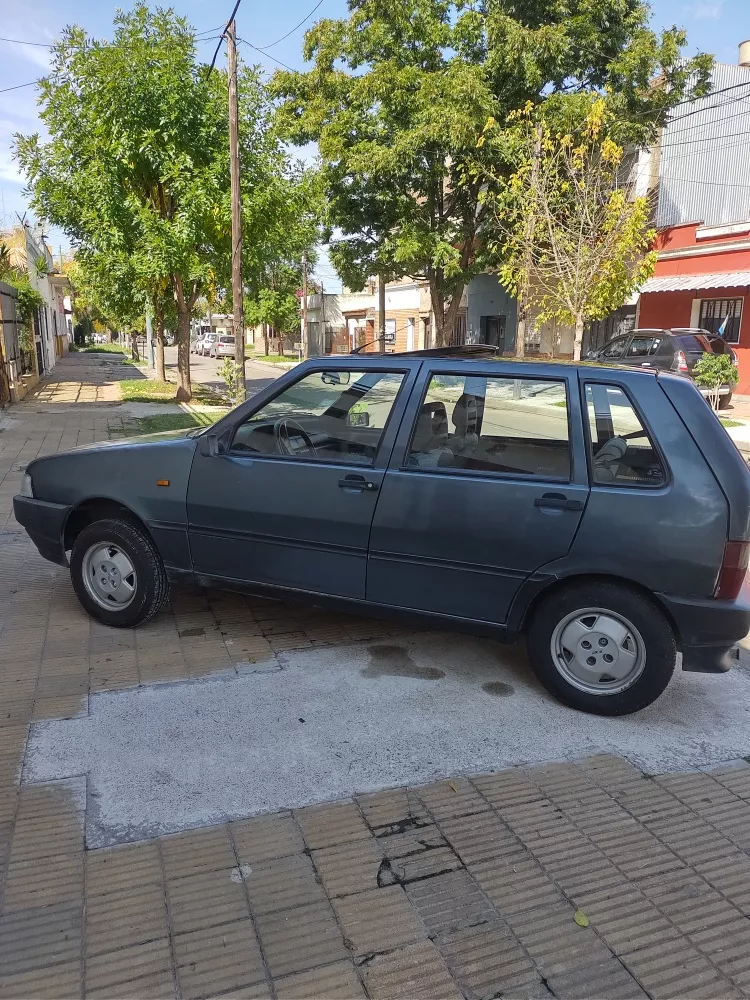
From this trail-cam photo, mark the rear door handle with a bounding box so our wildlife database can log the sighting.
[338,475,378,493]
[534,493,584,511]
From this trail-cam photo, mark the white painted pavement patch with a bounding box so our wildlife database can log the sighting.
[24,634,750,847]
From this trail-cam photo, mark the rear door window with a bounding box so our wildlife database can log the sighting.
[627,336,662,358]
[406,374,571,480]
[585,384,666,487]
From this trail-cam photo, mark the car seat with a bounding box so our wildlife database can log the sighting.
[448,394,480,457]
[409,402,453,467]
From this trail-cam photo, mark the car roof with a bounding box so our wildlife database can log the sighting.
[329,344,662,375]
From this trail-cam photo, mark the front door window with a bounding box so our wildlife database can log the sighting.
[231,369,406,466]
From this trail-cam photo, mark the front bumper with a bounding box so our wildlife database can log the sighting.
[658,591,750,673]
[13,495,71,566]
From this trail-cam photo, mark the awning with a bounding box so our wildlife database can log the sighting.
[641,271,750,293]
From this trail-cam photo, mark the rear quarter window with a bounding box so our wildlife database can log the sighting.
[677,335,706,354]
[585,384,667,488]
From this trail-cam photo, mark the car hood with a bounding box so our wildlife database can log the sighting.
[61,427,201,454]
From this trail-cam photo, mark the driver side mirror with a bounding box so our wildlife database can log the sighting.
[586,350,597,360]
[199,432,226,457]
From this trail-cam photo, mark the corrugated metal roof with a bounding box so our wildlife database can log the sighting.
[641,270,750,292]
[656,62,750,229]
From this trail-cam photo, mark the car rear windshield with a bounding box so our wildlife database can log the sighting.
[220,336,235,343]
[676,335,708,354]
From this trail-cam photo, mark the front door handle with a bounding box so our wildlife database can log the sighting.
[338,475,378,493]
[534,493,584,511]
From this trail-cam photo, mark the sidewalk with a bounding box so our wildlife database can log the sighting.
[2,356,750,999]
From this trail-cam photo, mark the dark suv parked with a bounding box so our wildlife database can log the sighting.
[14,348,750,716]
[589,328,738,408]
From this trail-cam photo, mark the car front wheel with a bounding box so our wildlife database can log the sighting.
[718,391,733,410]
[70,518,169,628]
[526,581,676,715]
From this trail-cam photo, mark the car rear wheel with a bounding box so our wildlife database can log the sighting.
[527,581,676,715]
[70,518,169,628]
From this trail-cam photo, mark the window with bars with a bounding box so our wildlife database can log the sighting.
[699,298,743,344]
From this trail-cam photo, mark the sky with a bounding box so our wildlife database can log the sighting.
[1,0,748,290]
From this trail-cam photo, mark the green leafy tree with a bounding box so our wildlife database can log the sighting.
[489,97,657,360]
[15,4,291,400]
[273,0,710,346]
[693,352,738,411]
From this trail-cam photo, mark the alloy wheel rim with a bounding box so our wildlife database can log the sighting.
[550,607,646,695]
[81,542,137,611]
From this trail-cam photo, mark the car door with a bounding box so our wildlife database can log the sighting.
[186,361,419,599]
[366,361,590,625]
[620,333,664,369]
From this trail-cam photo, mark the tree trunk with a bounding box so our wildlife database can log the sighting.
[573,315,585,361]
[263,322,269,356]
[176,306,192,401]
[131,335,140,362]
[155,316,165,382]
[429,281,464,348]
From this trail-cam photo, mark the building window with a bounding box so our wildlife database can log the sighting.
[699,298,742,344]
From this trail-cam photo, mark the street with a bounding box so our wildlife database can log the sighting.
[2,354,750,998]
[163,345,288,399]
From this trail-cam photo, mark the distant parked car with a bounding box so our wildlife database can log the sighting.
[589,328,739,408]
[14,346,750,716]
[190,334,204,354]
[200,333,218,357]
[210,335,236,359]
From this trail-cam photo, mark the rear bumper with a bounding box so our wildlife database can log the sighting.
[657,591,750,673]
[697,384,732,398]
[13,495,70,566]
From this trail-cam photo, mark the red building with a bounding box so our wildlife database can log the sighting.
[638,222,750,393]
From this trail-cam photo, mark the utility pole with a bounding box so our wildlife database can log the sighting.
[227,17,246,401]
[302,250,308,358]
[515,123,542,360]
[378,274,386,354]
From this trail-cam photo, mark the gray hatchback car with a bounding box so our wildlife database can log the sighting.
[14,347,750,715]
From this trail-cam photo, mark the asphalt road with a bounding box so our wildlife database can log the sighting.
[163,345,288,399]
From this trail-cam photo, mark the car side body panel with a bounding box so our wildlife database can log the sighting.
[565,370,727,598]
[26,432,197,571]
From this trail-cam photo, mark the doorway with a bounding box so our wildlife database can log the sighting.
[482,315,506,349]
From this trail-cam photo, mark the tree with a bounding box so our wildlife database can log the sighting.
[693,353,738,411]
[273,0,710,346]
[489,98,657,360]
[245,284,300,355]
[15,4,286,400]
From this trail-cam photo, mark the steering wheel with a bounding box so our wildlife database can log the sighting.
[273,417,318,458]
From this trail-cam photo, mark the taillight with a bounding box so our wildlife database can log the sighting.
[676,350,689,372]
[714,540,750,600]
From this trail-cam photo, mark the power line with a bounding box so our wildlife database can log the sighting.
[0,80,37,93]
[254,0,325,50]
[237,37,295,71]
[666,82,750,125]
[207,0,243,77]
[0,35,52,47]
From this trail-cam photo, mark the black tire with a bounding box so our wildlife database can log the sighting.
[718,391,733,410]
[526,581,676,715]
[70,517,169,628]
